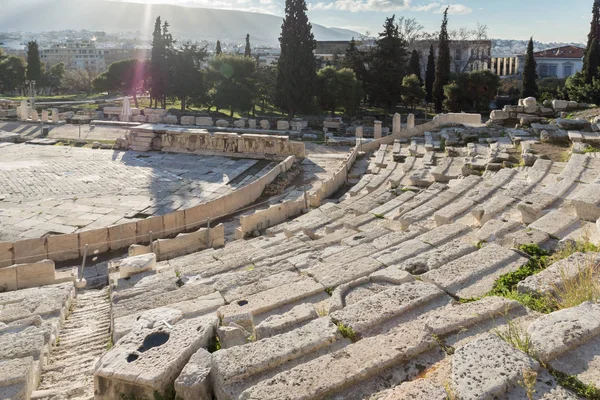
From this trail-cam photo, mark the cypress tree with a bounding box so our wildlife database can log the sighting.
[433,8,450,113]
[216,40,222,55]
[408,49,422,85]
[584,0,600,82]
[521,37,538,98]
[425,44,435,104]
[26,41,41,83]
[275,0,317,120]
[585,37,600,84]
[150,17,163,108]
[244,34,251,57]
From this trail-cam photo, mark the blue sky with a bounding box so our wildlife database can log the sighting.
[122,0,592,42]
[307,0,591,43]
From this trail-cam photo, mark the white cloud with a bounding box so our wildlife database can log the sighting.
[309,0,471,14]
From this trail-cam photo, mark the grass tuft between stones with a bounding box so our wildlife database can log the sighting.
[486,241,599,314]
[549,369,600,400]
[336,323,359,342]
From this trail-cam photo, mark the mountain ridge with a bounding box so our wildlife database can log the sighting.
[0,0,361,46]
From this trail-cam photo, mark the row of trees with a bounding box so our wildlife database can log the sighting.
[0,43,66,95]
[2,0,500,118]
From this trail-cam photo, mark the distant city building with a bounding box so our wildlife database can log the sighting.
[103,46,151,66]
[314,40,492,74]
[531,45,584,78]
[410,40,492,75]
[499,45,585,79]
[40,40,107,73]
[258,54,279,67]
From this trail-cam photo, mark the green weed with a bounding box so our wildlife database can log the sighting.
[337,323,358,342]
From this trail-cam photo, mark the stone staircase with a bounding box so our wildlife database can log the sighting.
[32,288,111,400]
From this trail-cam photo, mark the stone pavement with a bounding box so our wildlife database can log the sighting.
[0,144,263,241]
[0,121,129,142]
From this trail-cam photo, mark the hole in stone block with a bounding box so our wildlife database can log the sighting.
[137,332,170,353]
[126,353,139,363]
[237,300,248,306]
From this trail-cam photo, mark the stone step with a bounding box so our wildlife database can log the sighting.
[212,318,342,399]
[527,302,600,388]
[471,192,517,226]
[571,183,600,221]
[238,323,436,400]
[329,280,448,336]
[421,243,528,299]
[517,252,600,295]
[216,277,326,324]
[528,208,580,239]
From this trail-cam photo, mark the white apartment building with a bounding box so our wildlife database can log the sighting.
[40,40,108,73]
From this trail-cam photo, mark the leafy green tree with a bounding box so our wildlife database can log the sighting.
[0,55,26,93]
[521,37,538,98]
[401,74,425,110]
[584,0,600,82]
[425,44,435,104]
[244,34,251,57]
[216,40,222,55]
[209,54,256,116]
[168,43,208,110]
[442,70,500,113]
[26,41,42,84]
[94,59,150,107]
[316,66,362,116]
[275,0,317,119]
[467,70,500,112]
[40,62,65,95]
[443,81,468,113]
[367,15,408,112]
[254,66,277,112]
[408,50,422,84]
[566,71,600,103]
[537,77,568,102]
[433,8,451,113]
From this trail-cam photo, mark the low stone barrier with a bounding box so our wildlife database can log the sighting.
[358,112,480,153]
[235,145,361,238]
[0,156,295,267]
[128,224,225,261]
[235,198,306,239]
[0,259,76,291]
[128,125,306,160]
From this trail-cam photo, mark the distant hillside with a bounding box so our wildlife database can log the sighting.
[0,0,360,46]
[492,39,586,56]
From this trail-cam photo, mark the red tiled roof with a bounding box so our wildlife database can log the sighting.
[532,45,585,59]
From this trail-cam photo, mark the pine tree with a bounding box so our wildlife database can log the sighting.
[216,40,222,55]
[275,0,317,120]
[26,41,41,83]
[343,38,365,80]
[584,0,600,82]
[425,44,435,104]
[521,37,538,98]
[244,34,251,57]
[408,49,422,85]
[367,15,408,112]
[433,8,451,113]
